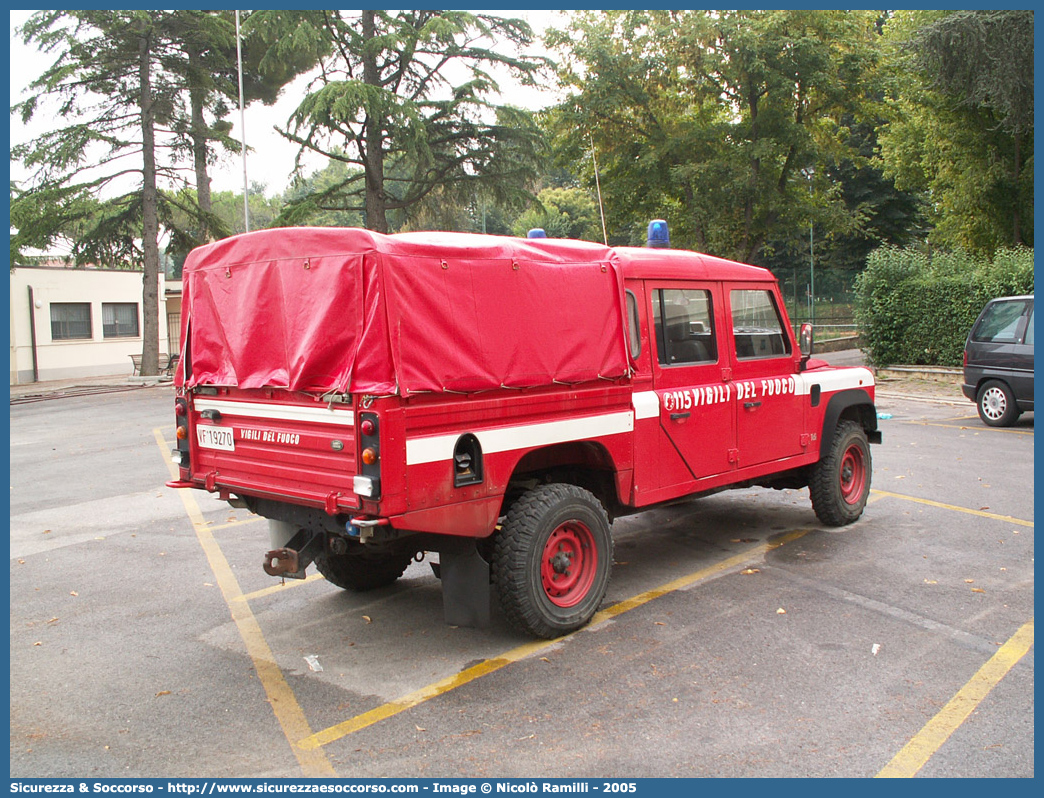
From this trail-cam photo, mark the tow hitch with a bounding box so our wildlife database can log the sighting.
[261,524,324,580]
[263,548,300,577]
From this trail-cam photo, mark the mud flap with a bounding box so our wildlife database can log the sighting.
[438,538,491,628]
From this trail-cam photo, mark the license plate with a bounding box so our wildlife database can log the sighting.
[197,425,235,452]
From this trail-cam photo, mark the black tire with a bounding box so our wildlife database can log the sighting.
[976,380,1020,427]
[492,483,613,639]
[809,421,872,527]
[314,549,412,591]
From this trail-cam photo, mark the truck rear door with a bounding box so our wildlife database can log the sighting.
[187,389,362,513]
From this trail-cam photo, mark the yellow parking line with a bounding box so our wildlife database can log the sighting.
[298,638,552,751]
[156,425,1022,774]
[236,573,327,604]
[876,619,1034,778]
[206,517,265,532]
[870,489,1033,527]
[154,430,337,777]
[297,528,811,751]
[907,420,1034,436]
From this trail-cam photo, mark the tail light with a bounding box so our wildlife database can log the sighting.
[172,398,191,468]
[356,411,381,500]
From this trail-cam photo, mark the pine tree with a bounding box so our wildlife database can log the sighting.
[281,10,547,233]
[12,11,186,375]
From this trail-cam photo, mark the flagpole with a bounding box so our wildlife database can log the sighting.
[236,10,249,233]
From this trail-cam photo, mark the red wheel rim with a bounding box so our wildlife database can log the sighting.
[540,521,597,608]
[839,444,866,505]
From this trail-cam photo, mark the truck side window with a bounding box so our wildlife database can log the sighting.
[731,289,791,359]
[653,289,716,366]
[625,290,642,358]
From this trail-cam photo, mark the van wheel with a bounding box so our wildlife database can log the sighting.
[493,484,613,639]
[314,550,412,591]
[977,380,1020,427]
[810,421,871,527]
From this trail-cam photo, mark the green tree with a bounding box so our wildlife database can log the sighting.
[164,10,325,247]
[11,10,188,375]
[877,11,1033,254]
[281,10,547,233]
[12,11,325,376]
[511,186,603,241]
[547,10,884,264]
[761,116,926,309]
[278,153,367,229]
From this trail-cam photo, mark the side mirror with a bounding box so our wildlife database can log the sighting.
[798,323,813,370]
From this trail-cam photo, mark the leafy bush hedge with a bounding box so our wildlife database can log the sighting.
[855,246,1034,367]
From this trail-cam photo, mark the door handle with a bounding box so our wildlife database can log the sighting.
[669,411,691,421]
[743,401,762,409]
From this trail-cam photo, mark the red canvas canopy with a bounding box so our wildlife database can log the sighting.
[179,228,631,396]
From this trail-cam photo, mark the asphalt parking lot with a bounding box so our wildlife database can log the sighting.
[9,378,1034,778]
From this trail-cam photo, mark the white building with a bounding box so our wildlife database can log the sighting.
[10,263,179,385]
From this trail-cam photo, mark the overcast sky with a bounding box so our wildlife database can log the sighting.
[9,10,563,198]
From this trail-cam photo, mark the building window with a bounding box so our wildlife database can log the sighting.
[103,303,140,338]
[50,303,92,340]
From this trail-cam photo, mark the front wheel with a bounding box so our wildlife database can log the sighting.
[977,380,1020,427]
[809,421,872,527]
[493,483,613,639]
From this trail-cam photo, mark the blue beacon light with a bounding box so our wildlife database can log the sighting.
[647,219,669,248]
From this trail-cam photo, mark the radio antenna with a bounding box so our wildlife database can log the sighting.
[590,135,608,245]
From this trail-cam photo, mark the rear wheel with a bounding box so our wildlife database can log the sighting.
[314,549,412,591]
[809,421,872,527]
[493,483,613,639]
[977,380,1020,427]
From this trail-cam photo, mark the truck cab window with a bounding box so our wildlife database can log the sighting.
[731,289,791,359]
[653,288,716,366]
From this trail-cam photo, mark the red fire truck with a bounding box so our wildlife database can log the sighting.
[167,223,879,638]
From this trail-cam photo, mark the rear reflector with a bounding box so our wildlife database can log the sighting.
[353,475,379,498]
